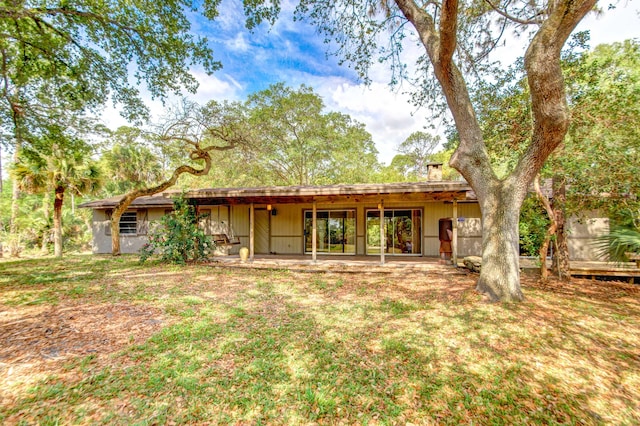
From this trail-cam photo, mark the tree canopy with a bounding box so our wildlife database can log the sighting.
[200,83,381,187]
[0,0,223,128]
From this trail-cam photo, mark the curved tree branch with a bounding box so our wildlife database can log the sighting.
[109,147,213,255]
[483,0,544,25]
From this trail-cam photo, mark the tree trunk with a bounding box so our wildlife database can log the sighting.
[476,186,525,302]
[53,186,64,258]
[534,176,557,281]
[41,194,51,254]
[8,136,22,257]
[9,157,20,257]
[9,92,23,257]
[111,210,122,256]
[551,178,571,280]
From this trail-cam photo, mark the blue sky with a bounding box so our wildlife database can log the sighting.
[107,1,640,165]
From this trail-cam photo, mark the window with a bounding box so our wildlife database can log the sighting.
[304,210,356,254]
[105,210,145,235]
[119,211,138,235]
[366,209,422,255]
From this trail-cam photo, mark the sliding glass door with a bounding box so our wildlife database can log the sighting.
[304,210,356,254]
[366,209,422,255]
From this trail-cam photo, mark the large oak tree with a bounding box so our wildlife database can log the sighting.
[472,39,640,278]
[257,0,600,301]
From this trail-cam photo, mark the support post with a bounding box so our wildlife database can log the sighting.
[312,200,317,263]
[452,200,458,266]
[249,203,255,261]
[379,200,385,265]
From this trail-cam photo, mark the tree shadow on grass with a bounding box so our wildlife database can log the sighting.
[3,265,639,424]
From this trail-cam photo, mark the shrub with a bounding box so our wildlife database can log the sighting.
[140,196,213,264]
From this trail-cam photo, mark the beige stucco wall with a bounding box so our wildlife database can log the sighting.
[567,214,609,261]
[91,208,166,254]
[90,200,484,257]
[88,200,608,261]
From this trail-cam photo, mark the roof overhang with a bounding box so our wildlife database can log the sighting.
[180,182,476,205]
[78,194,175,210]
[79,181,477,209]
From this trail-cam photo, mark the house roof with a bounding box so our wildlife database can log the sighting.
[78,193,175,209]
[182,181,475,204]
[79,181,476,209]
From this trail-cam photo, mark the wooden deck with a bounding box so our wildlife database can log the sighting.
[519,257,640,282]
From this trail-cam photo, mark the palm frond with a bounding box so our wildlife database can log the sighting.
[594,227,640,262]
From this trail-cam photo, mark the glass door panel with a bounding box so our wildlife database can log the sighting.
[367,209,422,255]
[305,210,355,254]
[366,212,381,254]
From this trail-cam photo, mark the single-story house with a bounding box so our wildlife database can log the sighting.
[79,173,608,263]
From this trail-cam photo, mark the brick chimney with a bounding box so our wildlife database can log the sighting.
[427,163,443,181]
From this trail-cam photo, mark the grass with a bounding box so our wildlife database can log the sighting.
[1,254,639,424]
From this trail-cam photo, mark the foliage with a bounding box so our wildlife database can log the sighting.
[0,178,92,254]
[0,0,222,132]
[470,39,640,223]
[558,40,640,222]
[519,195,550,257]
[595,227,640,263]
[460,39,640,260]
[471,59,532,178]
[381,147,461,182]
[10,126,101,256]
[396,131,440,178]
[140,196,213,265]
[241,83,380,186]
[99,127,164,196]
[12,128,101,197]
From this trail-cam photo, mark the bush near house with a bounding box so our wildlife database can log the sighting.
[140,196,213,264]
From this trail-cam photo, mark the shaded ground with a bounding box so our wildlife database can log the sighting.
[0,255,639,424]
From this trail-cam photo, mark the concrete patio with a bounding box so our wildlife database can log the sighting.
[209,254,461,274]
[209,254,640,282]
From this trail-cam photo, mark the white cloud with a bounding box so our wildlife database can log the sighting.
[322,81,433,164]
[188,70,244,102]
[227,32,251,53]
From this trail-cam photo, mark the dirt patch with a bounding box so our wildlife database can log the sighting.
[525,274,640,302]
[0,302,167,405]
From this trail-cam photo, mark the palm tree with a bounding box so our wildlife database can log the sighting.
[596,228,640,263]
[100,141,163,195]
[11,131,101,257]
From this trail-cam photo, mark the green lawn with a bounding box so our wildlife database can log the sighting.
[1,255,638,425]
